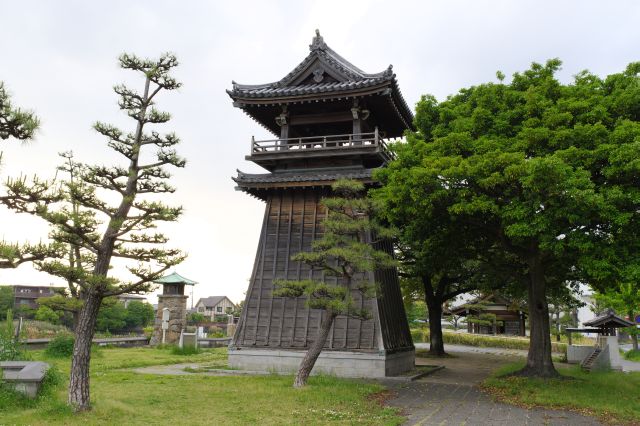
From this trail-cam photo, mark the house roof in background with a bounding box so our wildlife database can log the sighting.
[196,296,234,308]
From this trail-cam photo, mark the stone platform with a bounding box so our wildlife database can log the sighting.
[228,347,415,378]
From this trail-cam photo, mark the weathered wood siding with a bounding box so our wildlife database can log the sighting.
[232,188,413,353]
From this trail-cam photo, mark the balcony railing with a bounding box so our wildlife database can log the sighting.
[250,128,394,161]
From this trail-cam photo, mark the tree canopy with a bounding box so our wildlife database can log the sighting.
[376,59,640,377]
[1,53,186,411]
[0,81,39,141]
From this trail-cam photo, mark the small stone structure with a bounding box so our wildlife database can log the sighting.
[150,272,197,345]
[0,361,49,398]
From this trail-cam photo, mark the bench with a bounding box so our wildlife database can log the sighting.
[0,361,49,398]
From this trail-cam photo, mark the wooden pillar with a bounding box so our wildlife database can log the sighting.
[351,99,361,144]
[275,105,289,148]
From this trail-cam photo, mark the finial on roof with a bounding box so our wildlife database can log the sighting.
[310,29,327,51]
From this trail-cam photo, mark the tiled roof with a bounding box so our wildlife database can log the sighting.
[583,309,635,328]
[233,167,375,186]
[230,78,390,99]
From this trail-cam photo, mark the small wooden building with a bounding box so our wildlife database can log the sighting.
[448,294,527,336]
[227,31,414,378]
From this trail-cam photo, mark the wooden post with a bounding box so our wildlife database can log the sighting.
[352,99,362,144]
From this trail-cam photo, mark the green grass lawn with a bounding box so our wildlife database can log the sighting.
[1,347,401,425]
[481,362,640,424]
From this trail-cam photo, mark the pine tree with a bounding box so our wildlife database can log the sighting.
[2,53,186,411]
[0,81,39,141]
[274,179,396,388]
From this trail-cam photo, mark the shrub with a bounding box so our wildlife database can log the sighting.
[45,334,75,358]
[624,349,640,362]
[0,309,28,361]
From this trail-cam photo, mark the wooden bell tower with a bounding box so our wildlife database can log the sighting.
[227,31,415,377]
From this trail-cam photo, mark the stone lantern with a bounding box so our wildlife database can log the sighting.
[150,272,197,345]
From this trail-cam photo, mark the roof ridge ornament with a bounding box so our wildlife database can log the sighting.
[310,29,327,51]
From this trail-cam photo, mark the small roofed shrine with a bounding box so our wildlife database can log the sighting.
[227,31,415,378]
[150,272,197,345]
[566,310,635,371]
[582,309,635,336]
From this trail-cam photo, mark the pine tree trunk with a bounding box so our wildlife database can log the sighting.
[68,293,102,411]
[293,309,336,388]
[516,257,559,378]
[426,299,446,356]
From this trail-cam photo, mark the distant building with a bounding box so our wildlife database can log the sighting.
[9,285,65,311]
[116,294,147,308]
[447,293,527,336]
[195,296,236,320]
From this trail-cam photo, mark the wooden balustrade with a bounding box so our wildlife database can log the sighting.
[249,129,395,160]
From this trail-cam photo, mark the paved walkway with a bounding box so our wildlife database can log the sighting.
[385,345,602,425]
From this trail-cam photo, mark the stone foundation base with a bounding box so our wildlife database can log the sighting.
[228,347,415,378]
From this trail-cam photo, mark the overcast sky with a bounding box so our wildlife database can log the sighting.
[1,0,639,306]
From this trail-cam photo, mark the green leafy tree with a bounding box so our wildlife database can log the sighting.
[1,53,186,411]
[35,305,61,324]
[124,300,154,330]
[187,312,205,325]
[274,179,396,388]
[374,154,520,356]
[378,59,639,377]
[96,298,127,332]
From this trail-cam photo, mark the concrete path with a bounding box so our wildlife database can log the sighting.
[385,346,602,425]
[414,342,530,358]
[620,358,640,372]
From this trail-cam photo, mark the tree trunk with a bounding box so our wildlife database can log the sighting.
[426,299,445,356]
[516,257,559,378]
[293,309,336,388]
[68,293,102,411]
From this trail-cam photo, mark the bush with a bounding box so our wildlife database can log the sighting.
[0,309,28,361]
[624,349,640,362]
[44,334,75,358]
